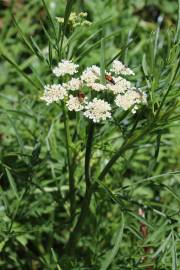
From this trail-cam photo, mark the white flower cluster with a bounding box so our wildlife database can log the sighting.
[53,60,79,77]
[84,98,111,123]
[56,12,91,28]
[41,59,147,122]
[81,65,100,83]
[107,76,131,94]
[40,84,67,105]
[63,78,82,91]
[111,60,135,76]
[66,95,85,111]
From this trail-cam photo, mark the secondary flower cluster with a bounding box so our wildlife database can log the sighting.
[56,12,91,28]
[41,59,147,122]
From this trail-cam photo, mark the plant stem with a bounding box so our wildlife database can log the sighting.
[85,122,95,188]
[66,122,95,255]
[65,184,95,255]
[66,123,152,255]
[62,102,75,221]
[66,144,127,256]
[59,0,74,57]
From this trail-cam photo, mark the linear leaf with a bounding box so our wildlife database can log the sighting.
[171,231,177,270]
[152,232,171,258]
[2,54,40,91]
[5,168,19,200]
[100,212,125,270]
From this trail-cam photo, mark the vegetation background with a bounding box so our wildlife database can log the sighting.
[0,0,179,269]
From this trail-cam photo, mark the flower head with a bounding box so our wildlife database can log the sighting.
[41,84,67,105]
[111,60,135,76]
[115,88,146,113]
[87,82,106,92]
[81,65,100,83]
[53,60,79,77]
[84,98,111,122]
[41,59,147,118]
[66,95,85,111]
[107,76,132,94]
[56,12,91,28]
[63,78,82,91]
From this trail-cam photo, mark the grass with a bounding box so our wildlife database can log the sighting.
[0,0,180,269]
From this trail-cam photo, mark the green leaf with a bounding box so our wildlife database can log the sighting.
[152,232,171,258]
[5,168,19,200]
[0,240,7,253]
[1,54,40,91]
[171,231,177,270]
[7,114,24,154]
[100,38,105,84]
[30,142,41,166]
[42,0,57,40]
[162,184,180,203]
[128,211,153,230]
[100,212,125,270]
[174,0,180,43]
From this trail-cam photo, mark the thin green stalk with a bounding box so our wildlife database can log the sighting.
[65,184,95,255]
[66,122,95,254]
[62,102,75,221]
[155,56,179,119]
[85,122,95,188]
[59,0,75,58]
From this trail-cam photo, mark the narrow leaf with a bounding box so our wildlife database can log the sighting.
[5,168,19,200]
[100,212,125,270]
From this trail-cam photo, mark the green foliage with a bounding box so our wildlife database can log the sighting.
[0,0,179,269]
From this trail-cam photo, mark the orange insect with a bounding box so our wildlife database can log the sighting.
[105,74,116,85]
[77,91,85,103]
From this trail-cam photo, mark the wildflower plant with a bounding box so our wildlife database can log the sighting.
[0,0,180,269]
[41,59,147,120]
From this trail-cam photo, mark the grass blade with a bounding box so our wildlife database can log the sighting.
[100,212,125,270]
[100,38,105,84]
[152,232,171,258]
[7,114,24,154]
[5,168,19,200]
[1,54,41,91]
[171,231,177,270]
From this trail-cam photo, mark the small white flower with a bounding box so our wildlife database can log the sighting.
[115,88,146,113]
[56,17,64,23]
[111,60,135,76]
[87,82,106,92]
[66,95,85,111]
[53,60,79,77]
[84,98,111,123]
[41,84,67,105]
[79,12,88,17]
[63,78,82,91]
[107,76,132,94]
[81,65,100,83]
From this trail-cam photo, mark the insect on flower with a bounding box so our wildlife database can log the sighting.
[105,74,116,85]
[77,91,85,103]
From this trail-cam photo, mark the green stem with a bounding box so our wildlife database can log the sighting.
[85,122,95,188]
[62,102,75,221]
[59,0,74,57]
[65,184,95,255]
[66,122,95,255]
[65,123,153,255]
[155,57,179,119]
[65,144,128,256]
[65,144,126,255]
